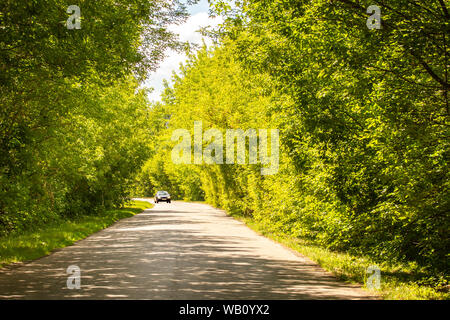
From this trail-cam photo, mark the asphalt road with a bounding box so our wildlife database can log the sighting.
[0,201,374,299]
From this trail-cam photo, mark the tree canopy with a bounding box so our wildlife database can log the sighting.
[1,0,448,288]
[137,0,449,277]
[0,0,190,233]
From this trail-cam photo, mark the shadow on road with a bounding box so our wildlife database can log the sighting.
[0,207,373,299]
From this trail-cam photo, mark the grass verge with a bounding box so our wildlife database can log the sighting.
[0,200,152,268]
[233,215,449,300]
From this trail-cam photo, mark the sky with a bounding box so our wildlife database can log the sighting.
[144,0,223,102]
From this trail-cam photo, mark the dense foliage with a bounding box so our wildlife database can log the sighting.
[0,0,189,234]
[138,0,449,277]
[1,0,448,287]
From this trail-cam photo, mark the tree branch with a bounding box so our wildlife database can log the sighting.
[410,50,450,89]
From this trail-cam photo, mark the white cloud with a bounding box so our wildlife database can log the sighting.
[144,12,223,103]
[145,52,185,102]
[169,12,219,45]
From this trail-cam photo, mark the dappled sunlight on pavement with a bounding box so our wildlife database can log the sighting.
[0,201,375,299]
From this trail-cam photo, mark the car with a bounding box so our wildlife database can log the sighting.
[155,191,171,203]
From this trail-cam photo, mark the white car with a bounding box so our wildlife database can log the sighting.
[154,191,171,203]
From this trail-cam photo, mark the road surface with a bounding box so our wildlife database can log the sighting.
[0,201,374,299]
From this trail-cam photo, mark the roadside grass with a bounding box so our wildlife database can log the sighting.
[233,215,449,300]
[0,200,152,268]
